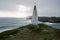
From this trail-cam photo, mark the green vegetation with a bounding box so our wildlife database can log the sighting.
[0,24,60,40]
[0,29,19,40]
[38,17,60,23]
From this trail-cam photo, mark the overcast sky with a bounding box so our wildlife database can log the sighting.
[0,0,60,18]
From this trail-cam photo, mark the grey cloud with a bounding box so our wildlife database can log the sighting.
[0,0,59,16]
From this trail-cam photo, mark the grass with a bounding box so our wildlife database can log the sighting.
[0,24,60,40]
[0,29,19,40]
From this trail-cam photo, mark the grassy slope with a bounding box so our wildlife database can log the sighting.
[0,24,60,40]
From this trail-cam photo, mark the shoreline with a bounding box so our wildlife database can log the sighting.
[0,24,60,40]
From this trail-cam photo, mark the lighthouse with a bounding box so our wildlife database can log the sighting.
[32,2,38,26]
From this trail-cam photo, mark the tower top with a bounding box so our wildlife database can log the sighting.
[34,0,37,10]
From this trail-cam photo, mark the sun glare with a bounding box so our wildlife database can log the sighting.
[16,5,31,18]
[0,5,31,18]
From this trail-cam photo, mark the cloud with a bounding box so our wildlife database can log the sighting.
[0,0,59,17]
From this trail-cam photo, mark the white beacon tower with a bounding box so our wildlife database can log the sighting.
[32,2,38,26]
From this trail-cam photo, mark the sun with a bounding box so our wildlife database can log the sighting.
[16,5,31,18]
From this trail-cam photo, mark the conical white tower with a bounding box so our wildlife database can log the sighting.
[32,2,38,25]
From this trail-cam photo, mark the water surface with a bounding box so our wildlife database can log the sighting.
[0,18,60,32]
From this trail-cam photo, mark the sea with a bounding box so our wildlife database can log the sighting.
[0,17,60,33]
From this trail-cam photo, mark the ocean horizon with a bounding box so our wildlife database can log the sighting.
[0,17,60,33]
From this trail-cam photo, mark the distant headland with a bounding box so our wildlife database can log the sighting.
[27,16,60,23]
